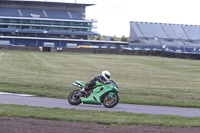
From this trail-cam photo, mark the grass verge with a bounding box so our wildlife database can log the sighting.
[1,50,200,107]
[0,103,200,127]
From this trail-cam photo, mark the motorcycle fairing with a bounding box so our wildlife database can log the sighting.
[81,82,118,105]
[75,80,85,87]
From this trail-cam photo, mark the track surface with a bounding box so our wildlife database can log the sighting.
[1,95,200,117]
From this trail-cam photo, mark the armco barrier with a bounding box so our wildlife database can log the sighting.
[58,48,200,60]
[0,45,40,51]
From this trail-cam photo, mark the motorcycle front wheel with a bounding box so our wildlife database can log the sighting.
[103,93,119,108]
[68,90,82,105]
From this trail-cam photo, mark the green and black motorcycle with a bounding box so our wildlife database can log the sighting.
[68,80,119,108]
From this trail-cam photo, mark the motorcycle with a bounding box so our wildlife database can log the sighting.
[68,80,119,108]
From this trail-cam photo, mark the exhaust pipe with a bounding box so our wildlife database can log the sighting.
[72,82,82,88]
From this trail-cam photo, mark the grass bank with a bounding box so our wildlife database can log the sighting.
[1,103,200,127]
[1,50,200,107]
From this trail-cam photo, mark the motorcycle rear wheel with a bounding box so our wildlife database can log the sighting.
[103,93,119,108]
[68,90,82,105]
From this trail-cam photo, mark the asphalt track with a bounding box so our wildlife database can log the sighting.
[0,94,200,117]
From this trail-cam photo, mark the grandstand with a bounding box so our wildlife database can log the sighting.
[0,0,128,48]
[129,21,200,53]
[0,0,97,39]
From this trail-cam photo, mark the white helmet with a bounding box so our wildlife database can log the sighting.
[102,70,111,80]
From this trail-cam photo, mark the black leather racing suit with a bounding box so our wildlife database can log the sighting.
[85,74,108,91]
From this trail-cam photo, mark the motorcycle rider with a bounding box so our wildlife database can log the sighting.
[80,70,111,92]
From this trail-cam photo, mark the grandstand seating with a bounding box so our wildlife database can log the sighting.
[20,8,45,18]
[45,9,71,19]
[22,29,44,33]
[74,31,97,35]
[0,7,84,20]
[130,22,143,37]
[130,21,200,53]
[182,26,200,40]
[0,7,20,17]
[162,40,184,46]
[161,24,187,39]
[130,22,200,41]
[184,41,200,47]
[0,28,20,32]
[137,22,167,38]
[141,38,160,45]
[47,30,74,34]
[70,11,84,20]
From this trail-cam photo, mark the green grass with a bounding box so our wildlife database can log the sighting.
[1,50,200,107]
[1,103,200,127]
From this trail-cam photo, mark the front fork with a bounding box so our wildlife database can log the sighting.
[106,92,115,101]
[109,92,114,98]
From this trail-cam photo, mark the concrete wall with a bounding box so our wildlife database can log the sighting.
[0,45,40,51]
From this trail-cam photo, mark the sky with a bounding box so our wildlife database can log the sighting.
[85,0,200,37]
[35,0,200,37]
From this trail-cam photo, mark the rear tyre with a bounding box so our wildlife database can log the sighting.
[103,93,119,108]
[68,90,82,105]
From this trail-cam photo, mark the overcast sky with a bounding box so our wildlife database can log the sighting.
[46,0,200,37]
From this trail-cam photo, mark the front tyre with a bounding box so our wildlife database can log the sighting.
[68,90,82,105]
[103,93,119,108]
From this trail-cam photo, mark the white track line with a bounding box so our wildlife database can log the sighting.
[0,92,34,97]
[0,52,4,61]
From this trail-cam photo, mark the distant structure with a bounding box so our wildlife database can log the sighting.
[129,21,200,53]
[0,0,99,48]
[0,0,97,38]
[0,0,128,48]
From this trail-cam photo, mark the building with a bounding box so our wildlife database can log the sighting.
[129,21,200,53]
[0,0,97,38]
[0,0,128,48]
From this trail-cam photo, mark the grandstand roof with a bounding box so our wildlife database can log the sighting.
[0,0,94,9]
[0,0,95,20]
